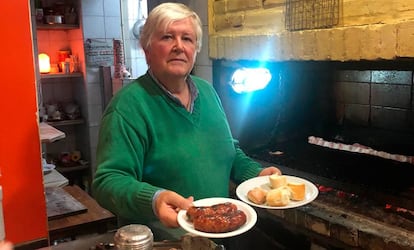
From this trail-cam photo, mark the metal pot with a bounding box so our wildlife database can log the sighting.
[114,224,153,250]
[45,15,63,24]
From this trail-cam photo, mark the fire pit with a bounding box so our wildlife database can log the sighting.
[250,128,414,210]
[214,59,414,249]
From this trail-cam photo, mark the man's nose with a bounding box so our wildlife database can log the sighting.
[173,39,184,51]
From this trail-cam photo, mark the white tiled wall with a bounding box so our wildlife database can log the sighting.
[189,0,213,83]
[81,0,123,173]
[121,0,148,78]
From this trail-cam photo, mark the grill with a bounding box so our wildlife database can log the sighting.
[285,0,340,31]
[251,131,414,226]
[213,59,414,248]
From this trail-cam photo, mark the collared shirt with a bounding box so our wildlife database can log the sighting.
[148,70,199,113]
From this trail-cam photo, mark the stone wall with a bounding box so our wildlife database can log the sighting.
[208,0,414,61]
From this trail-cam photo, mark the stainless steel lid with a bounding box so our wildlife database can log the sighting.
[114,224,153,249]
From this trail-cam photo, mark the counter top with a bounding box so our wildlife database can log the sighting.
[47,185,116,244]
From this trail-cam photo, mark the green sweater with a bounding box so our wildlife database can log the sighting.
[92,73,262,225]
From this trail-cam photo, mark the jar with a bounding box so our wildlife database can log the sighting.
[58,50,70,63]
[114,224,153,250]
[64,59,70,74]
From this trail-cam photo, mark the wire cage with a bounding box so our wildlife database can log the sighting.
[285,0,340,31]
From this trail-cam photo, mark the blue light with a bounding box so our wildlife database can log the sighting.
[229,67,272,93]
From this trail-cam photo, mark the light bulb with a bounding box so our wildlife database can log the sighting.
[38,53,51,73]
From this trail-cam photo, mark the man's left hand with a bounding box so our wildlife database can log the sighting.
[258,166,281,176]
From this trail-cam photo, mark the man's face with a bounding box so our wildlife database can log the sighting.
[145,17,197,81]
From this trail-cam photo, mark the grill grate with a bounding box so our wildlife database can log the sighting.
[285,0,340,31]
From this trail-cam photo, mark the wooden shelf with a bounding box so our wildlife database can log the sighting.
[41,72,82,79]
[39,122,66,143]
[56,164,89,173]
[47,119,84,127]
[37,23,79,30]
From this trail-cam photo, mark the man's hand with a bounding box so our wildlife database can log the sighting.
[154,190,194,227]
[258,166,282,176]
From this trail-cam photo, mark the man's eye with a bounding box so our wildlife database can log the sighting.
[183,37,194,43]
[162,35,173,40]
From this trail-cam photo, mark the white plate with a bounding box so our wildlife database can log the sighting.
[42,163,56,175]
[177,197,257,238]
[236,175,319,209]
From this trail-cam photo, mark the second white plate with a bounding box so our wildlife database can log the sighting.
[236,175,319,209]
[177,197,257,238]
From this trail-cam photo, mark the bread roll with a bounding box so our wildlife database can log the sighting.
[247,187,267,204]
[269,174,287,189]
[266,187,291,206]
[287,181,306,201]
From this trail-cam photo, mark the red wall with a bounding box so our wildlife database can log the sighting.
[0,0,48,245]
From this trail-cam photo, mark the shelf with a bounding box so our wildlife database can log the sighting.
[37,23,79,30]
[43,169,69,188]
[39,122,66,143]
[41,72,82,79]
[56,164,89,173]
[47,119,84,127]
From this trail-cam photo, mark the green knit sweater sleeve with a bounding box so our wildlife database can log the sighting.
[92,79,162,223]
[231,139,263,183]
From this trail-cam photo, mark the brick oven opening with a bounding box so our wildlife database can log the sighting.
[208,0,414,247]
[213,59,414,249]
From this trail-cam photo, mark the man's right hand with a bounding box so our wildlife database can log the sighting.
[154,190,194,227]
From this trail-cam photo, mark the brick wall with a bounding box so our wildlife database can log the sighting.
[208,0,414,61]
[262,199,414,249]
